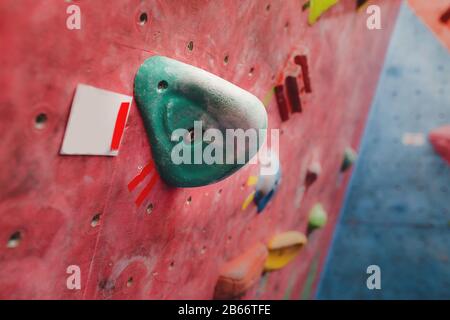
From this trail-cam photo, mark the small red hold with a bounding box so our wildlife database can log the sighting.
[305,162,322,188]
[294,55,312,93]
[429,125,450,165]
[440,7,450,24]
[285,76,302,113]
[275,85,290,122]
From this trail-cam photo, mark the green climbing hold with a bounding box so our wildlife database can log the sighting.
[308,0,339,25]
[341,147,358,172]
[134,56,267,187]
[308,203,328,232]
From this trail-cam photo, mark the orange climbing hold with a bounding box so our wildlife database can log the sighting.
[213,243,268,299]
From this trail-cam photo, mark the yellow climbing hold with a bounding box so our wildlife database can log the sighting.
[242,191,255,211]
[308,0,339,25]
[264,231,308,271]
[262,87,275,108]
[247,175,258,186]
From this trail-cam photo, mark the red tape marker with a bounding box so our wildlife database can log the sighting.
[135,174,159,207]
[110,102,130,151]
[128,161,155,192]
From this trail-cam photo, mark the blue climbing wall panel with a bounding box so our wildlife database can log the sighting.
[317,2,450,300]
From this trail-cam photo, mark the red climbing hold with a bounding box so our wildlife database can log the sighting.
[429,125,450,165]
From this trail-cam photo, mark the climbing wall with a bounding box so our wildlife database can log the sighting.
[318,2,450,299]
[0,0,400,299]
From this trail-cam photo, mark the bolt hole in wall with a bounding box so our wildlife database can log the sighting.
[157,80,168,91]
[91,213,101,228]
[249,67,255,77]
[186,196,192,205]
[138,12,148,26]
[146,203,154,214]
[127,277,133,287]
[187,41,194,51]
[34,113,47,129]
[223,55,229,65]
[7,231,22,248]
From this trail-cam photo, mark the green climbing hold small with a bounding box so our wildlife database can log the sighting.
[308,203,328,232]
[308,0,339,25]
[341,147,358,172]
[134,56,267,187]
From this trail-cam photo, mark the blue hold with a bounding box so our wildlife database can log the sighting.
[253,151,281,213]
[254,187,278,213]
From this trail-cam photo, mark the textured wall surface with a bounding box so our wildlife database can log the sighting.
[318,2,450,299]
[0,0,400,299]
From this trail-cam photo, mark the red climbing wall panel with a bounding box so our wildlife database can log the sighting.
[0,0,401,299]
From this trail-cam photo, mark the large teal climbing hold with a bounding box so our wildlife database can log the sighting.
[134,56,268,187]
